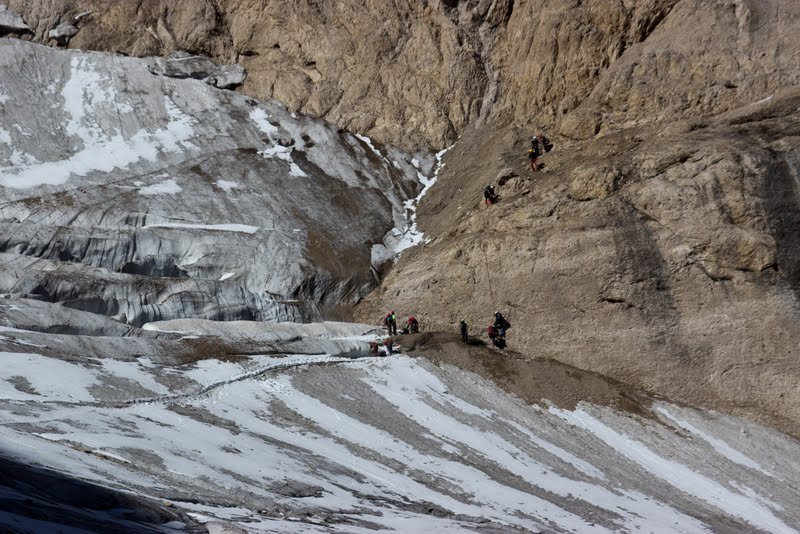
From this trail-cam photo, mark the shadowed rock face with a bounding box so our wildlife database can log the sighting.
[0,39,424,326]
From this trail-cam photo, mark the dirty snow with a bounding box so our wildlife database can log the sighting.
[371,145,452,266]
[552,406,797,534]
[214,180,239,192]
[138,178,182,195]
[141,223,259,234]
[655,405,773,476]
[1,334,799,533]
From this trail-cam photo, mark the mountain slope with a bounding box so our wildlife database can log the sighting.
[1,322,799,532]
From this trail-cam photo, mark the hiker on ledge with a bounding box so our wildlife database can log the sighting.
[528,132,553,173]
[407,316,419,334]
[484,184,498,205]
[494,311,510,339]
[460,320,469,343]
[383,311,397,336]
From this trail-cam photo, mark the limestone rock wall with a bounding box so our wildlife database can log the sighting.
[356,90,800,436]
[8,1,799,149]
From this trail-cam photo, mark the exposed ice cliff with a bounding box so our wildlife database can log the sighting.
[0,39,426,327]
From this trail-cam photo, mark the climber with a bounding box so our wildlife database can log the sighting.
[383,337,395,355]
[483,184,498,205]
[487,324,506,348]
[369,341,380,355]
[383,311,397,336]
[407,316,419,334]
[528,132,554,173]
[459,320,469,343]
[493,311,510,338]
[528,137,542,172]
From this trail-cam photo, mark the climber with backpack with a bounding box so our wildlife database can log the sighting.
[487,324,506,349]
[383,311,397,336]
[493,311,511,339]
[484,184,498,205]
[407,316,419,334]
[528,132,553,173]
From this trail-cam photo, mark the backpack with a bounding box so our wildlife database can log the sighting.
[542,136,553,153]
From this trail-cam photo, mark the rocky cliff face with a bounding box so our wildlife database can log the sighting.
[4,0,800,437]
[357,90,800,438]
[8,1,800,149]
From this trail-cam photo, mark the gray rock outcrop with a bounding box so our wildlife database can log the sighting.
[48,20,78,45]
[0,4,30,35]
[148,52,247,89]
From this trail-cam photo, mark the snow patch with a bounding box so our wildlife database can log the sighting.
[141,223,259,234]
[249,108,278,135]
[355,133,383,159]
[138,179,182,195]
[655,406,773,476]
[251,107,308,177]
[214,180,239,192]
[218,272,236,281]
[0,56,197,189]
[552,406,797,534]
[0,352,97,402]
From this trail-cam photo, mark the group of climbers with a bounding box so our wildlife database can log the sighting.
[370,132,546,354]
[458,311,511,349]
[371,311,420,357]
[487,311,511,348]
[484,131,554,207]
[382,311,418,336]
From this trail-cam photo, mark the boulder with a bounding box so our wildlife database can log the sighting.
[148,53,247,89]
[0,4,30,35]
[496,167,517,186]
[48,21,78,45]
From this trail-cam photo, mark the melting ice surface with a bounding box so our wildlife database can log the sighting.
[370,144,453,267]
[0,322,798,533]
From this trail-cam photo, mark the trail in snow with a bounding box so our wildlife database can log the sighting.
[0,352,361,410]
